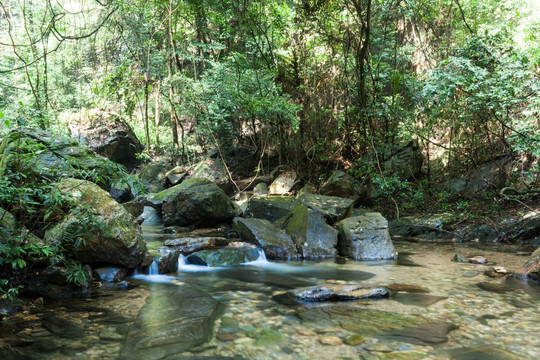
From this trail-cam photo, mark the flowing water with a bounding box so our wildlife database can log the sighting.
[1,218,539,360]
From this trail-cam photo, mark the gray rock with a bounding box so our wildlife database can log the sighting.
[94,266,128,282]
[290,284,391,302]
[382,141,423,180]
[244,196,298,223]
[164,237,218,255]
[297,193,354,222]
[233,217,298,259]
[156,250,181,274]
[253,183,269,197]
[282,204,338,259]
[440,155,511,198]
[165,165,188,185]
[140,162,169,193]
[191,158,232,194]
[268,168,297,195]
[337,213,397,260]
[66,110,143,168]
[498,212,540,245]
[320,170,361,198]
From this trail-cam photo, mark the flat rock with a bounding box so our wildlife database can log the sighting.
[290,284,390,302]
[120,285,225,360]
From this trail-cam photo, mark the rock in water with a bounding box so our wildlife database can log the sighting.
[337,213,397,260]
[282,204,338,259]
[186,246,260,267]
[158,178,237,227]
[290,284,391,302]
[44,178,147,268]
[233,217,298,259]
[515,247,540,281]
[120,285,225,360]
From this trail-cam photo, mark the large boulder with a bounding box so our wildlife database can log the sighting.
[190,158,232,194]
[44,178,147,268]
[65,110,143,168]
[233,217,298,259]
[498,211,540,245]
[282,204,338,259]
[297,193,354,222]
[382,141,423,180]
[159,178,237,227]
[268,167,297,195]
[320,170,362,199]
[244,196,298,223]
[337,212,397,260]
[515,247,540,281]
[440,155,511,198]
[2,128,124,184]
[139,162,169,193]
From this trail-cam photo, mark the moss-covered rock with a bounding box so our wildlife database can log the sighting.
[282,204,338,259]
[320,170,362,199]
[44,178,147,268]
[139,162,168,193]
[186,245,260,267]
[160,178,237,227]
[191,158,232,194]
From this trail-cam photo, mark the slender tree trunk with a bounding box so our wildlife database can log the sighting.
[154,81,160,147]
[144,73,150,152]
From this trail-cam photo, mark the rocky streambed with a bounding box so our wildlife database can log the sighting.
[0,220,538,360]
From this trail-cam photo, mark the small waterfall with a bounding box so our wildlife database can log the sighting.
[148,258,159,275]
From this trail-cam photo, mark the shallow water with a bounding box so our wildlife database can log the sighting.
[1,224,539,360]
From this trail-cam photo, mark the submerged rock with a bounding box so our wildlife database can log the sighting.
[447,346,521,360]
[290,284,391,302]
[186,245,260,267]
[44,178,147,268]
[159,178,237,227]
[337,212,397,260]
[233,217,298,259]
[120,285,225,360]
[282,204,338,259]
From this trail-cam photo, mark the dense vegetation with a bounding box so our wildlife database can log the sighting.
[1,1,539,300]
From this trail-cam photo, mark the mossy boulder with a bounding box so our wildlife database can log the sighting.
[2,128,125,186]
[337,212,397,260]
[160,178,237,227]
[233,217,298,259]
[191,158,231,194]
[139,162,168,193]
[282,204,338,259]
[320,170,362,199]
[44,178,147,268]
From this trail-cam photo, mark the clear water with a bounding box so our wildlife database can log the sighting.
[1,221,538,360]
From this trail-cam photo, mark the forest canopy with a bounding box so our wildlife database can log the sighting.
[0,0,539,189]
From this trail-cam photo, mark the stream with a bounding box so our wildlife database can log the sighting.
[1,217,538,360]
